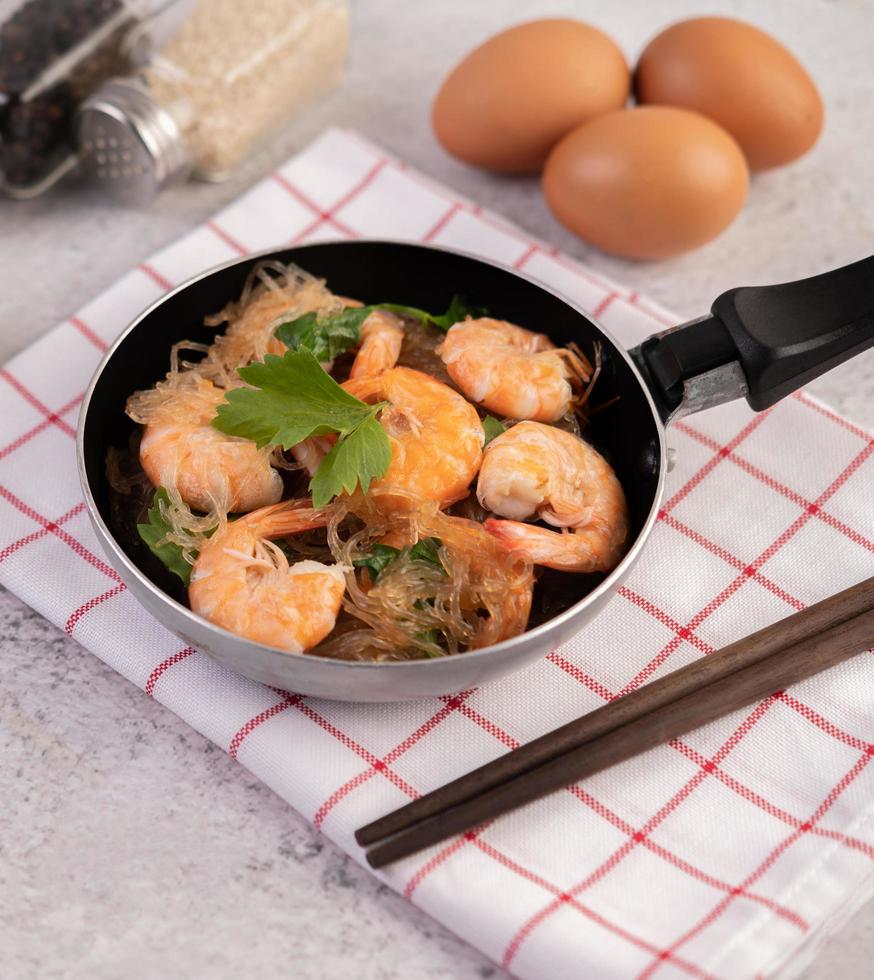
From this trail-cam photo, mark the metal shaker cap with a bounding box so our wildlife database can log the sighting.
[75,77,190,204]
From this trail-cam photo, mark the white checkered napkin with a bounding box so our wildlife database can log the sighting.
[2,128,874,979]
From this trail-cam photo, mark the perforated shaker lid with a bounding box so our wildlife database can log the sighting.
[75,77,190,204]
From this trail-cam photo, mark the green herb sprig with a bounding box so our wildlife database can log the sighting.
[137,487,193,585]
[352,536,445,583]
[353,536,448,657]
[352,542,401,581]
[212,348,392,507]
[482,415,505,446]
[274,295,486,363]
[275,307,364,364]
[379,295,487,333]
[413,629,445,658]
[407,536,444,570]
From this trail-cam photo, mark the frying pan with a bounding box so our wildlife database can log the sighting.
[77,241,874,701]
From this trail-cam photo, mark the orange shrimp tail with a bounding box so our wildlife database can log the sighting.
[341,374,382,402]
[247,499,332,539]
[349,311,405,380]
[484,517,625,574]
[484,517,544,556]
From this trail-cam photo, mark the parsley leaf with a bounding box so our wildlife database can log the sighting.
[413,629,445,657]
[309,414,392,506]
[352,536,447,657]
[380,294,487,332]
[354,536,444,584]
[275,307,369,363]
[353,543,401,581]
[211,349,391,507]
[274,295,486,362]
[482,415,505,446]
[213,349,376,448]
[408,536,444,570]
[137,487,192,586]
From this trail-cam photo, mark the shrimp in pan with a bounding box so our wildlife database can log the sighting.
[291,434,337,478]
[349,309,405,379]
[189,500,343,653]
[137,378,282,514]
[437,317,592,422]
[418,509,534,648]
[342,367,483,511]
[478,421,628,573]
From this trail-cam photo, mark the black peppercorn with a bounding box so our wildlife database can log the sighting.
[0,0,131,192]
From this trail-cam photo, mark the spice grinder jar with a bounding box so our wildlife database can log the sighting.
[0,0,147,198]
[75,0,350,204]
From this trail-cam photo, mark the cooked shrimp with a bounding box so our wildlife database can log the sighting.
[437,317,592,422]
[290,434,337,477]
[342,367,483,511]
[479,421,628,573]
[419,509,534,647]
[189,500,343,653]
[137,377,283,514]
[349,309,404,379]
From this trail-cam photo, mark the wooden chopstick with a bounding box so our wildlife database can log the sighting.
[358,578,874,869]
[357,576,874,852]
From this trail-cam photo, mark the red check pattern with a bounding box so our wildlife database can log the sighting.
[2,129,873,980]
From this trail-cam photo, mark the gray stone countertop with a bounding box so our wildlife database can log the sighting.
[2,1,874,977]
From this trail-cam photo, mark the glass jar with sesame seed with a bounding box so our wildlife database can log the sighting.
[75,0,349,204]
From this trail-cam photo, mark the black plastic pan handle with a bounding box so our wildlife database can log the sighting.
[631,254,874,421]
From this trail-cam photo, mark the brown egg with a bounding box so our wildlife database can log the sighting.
[542,106,749,259]
[432,19,630,173]
[635,17,823,171]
